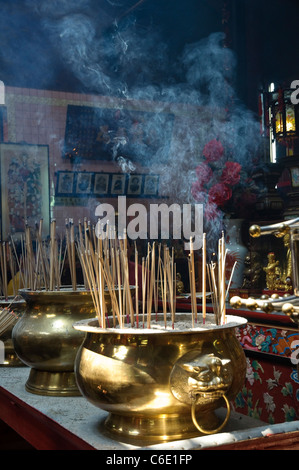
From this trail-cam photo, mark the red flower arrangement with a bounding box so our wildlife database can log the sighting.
[191,139,256,220]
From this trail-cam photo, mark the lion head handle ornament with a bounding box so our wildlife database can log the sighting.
[170,352,233,435]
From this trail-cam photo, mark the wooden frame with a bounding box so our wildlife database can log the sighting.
[63,105,174,164]
[55,171,161,204]
[127,174,143,195]
[143,174,159,195]
[110,174,126,195]
[93,173,109,195]
[56,171,75,195]
[0,143,49,239]
[291,167,299,188]
[75,172,93,195]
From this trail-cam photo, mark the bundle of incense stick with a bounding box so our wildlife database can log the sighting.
[0,307,19,335]
[76,224,127,328]
[8,219,79,292]
[0,239,22,299]
[23,219,61,291]
[65,218,77,291]
[77,223,178,330]
[33,219,48,290]
[207,232,237,325]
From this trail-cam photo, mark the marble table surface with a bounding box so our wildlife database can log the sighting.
[1,366,299,450]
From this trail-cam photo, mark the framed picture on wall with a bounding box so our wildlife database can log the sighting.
[111,174,126,195]
[143,175,159,196]
[63,105,174,165]
[0,142,50,239]
[291,167,299,188]
[127,174,143,196]
[75,172,93,194]
[94,173,109,195]
[56,171,75,194]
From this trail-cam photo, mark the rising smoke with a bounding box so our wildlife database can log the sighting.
[24,0,263,249]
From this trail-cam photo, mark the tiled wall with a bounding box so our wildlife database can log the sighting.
[2,86,206,238]
[2,86,165,234]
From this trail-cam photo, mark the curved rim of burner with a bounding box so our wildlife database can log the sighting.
[73,313,247,335]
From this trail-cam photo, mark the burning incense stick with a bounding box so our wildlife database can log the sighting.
[65,218,77,291]
[189,238,197,327]
[116,248,123,328]
[0,242,8,299]
[202,233,206,324]
[154,244,161,319]
[49,219,57,291]
[226,260,237,299]
[216,233,226,324]
[70,219,77,291]
[8,242,16,296]
[10,236,25,289]
[164,246,175,328]
[134,242,139,327]
[147,243,155,328]
[142,257,146,326]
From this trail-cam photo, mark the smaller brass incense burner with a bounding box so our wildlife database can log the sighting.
[12,288,102,396]
[0,296,26,366]
[74,313,247,444]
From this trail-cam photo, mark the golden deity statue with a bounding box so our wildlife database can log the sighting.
[263,234,293,292]
[263,252,280,290]
[176,272,185,294]
[280,232,293,290]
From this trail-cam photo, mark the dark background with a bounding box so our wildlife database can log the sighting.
[0,0,298,112]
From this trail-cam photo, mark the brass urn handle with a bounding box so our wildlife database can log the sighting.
[191,394,231,435]
[169,351,233,435]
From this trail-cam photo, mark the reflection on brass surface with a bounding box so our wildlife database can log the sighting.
[230,294,299,314]
[249,217,299,238]
[281,302,299,325]
[0,296,26,367]
[230,295,275,313]
[12,288,99,396]
[74,313,247,444]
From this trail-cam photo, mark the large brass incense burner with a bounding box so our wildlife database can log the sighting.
[73,313,247,444]
[12,287,100,396]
